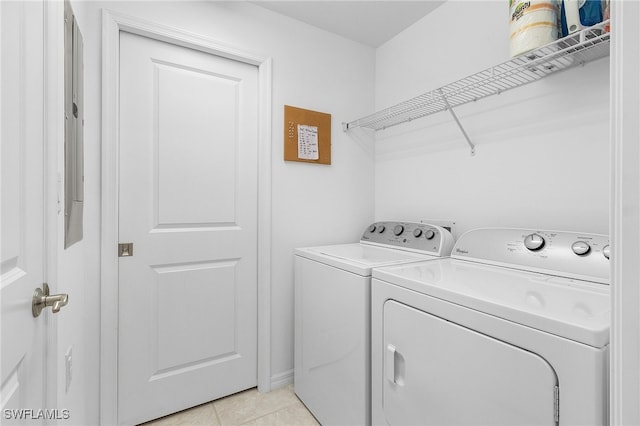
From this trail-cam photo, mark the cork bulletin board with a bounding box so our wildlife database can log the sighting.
[284,105,331,165]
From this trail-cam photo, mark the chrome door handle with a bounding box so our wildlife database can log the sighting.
[32,283,69,317]
[48,293,69,313]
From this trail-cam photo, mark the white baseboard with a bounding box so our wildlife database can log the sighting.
[270,369,293,390]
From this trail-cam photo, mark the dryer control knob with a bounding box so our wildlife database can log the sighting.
[413,228,423,238]
[524,233,545,251]
[603,244,611,260]
[378,225,386,233]
[424,229,435,240]
[368,225,377,233]
[394,225,404,236]
[572,241,591,256]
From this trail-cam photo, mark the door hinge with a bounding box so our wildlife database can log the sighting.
[118,243,133,257]
[554,385,559,423]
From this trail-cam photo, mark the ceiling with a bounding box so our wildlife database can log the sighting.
[251,1,445,47]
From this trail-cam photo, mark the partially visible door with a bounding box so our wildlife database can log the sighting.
[383,300,558,426]
[118,32,259,425]
[1,1,47,423]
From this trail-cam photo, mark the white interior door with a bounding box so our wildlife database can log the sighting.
[118,31,259,425]
[1,1,47,423]
[383,300,558,426]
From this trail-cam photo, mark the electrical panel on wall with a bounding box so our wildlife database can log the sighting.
[64,0,84,248]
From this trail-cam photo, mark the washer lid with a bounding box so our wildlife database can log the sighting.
[373,258,610,347]
[295,243,438,276]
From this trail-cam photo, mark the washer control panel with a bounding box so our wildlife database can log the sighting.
[361,221,455,256]
[452,228,610,284]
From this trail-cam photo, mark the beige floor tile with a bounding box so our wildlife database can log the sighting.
[139,384,315,426]
[141,402,220,426]
[241,400,320,426]
[213,385,299,426]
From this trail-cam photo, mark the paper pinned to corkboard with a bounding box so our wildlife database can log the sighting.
[284,105,331,165]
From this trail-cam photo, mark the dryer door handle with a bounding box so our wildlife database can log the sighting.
[386,344,397,384]
[386,344,405,385]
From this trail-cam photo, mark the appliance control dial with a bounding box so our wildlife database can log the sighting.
[571,241,591,256]
[413,228,423,238]
[603,244,610,260]
[424,229,435,240]
[524,233,545,251]
[378,225,385,233]
[368,225,376,233]
[393,225,404,236]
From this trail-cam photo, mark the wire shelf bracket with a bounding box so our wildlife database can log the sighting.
[439,89,476,156]
[343,20,610,156]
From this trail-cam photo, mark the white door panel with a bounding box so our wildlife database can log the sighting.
[118,32,258,425]
[1,1,46,423]
[383,300,558,426]
[155,62,238,226]
[153,262,237,370]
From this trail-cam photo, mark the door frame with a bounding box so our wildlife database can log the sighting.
[43,0,63,415]
[610,0,640,424]
[100,10,273,425]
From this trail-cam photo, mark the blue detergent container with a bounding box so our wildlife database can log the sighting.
[561,0,602,36]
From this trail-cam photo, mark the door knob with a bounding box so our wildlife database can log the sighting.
[32,283,69,317]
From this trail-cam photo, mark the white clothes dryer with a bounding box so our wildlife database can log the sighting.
[294,221,454,426]
[371,228,610,426]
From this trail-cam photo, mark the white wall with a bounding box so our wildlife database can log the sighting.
[68,1,375,422]
[374,1,609,237]
[43,1,91,424]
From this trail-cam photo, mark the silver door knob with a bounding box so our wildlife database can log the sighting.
[32,283,69,317]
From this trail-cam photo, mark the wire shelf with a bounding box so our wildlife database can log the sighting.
[343,21,610,133]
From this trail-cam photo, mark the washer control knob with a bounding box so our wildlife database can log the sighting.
[524,233,545,251]
[424,229,435,240]
[603,244,611,260]
[572,241,591,256]
[393,225,404,236]
[368,225,377,233]
[413,228,423,238]
[378,225,385,233]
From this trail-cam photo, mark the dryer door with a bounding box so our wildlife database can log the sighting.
[382,300,558,426]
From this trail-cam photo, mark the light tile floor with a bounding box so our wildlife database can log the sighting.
[141,385,320,426]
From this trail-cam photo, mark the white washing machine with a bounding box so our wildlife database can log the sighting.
[294,221,455,426]
[371,228,610,426]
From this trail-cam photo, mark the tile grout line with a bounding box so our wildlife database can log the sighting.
[146,386,314,426]
[213,386,302,426]
[235,399,302,426]
[211,401,223,426]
